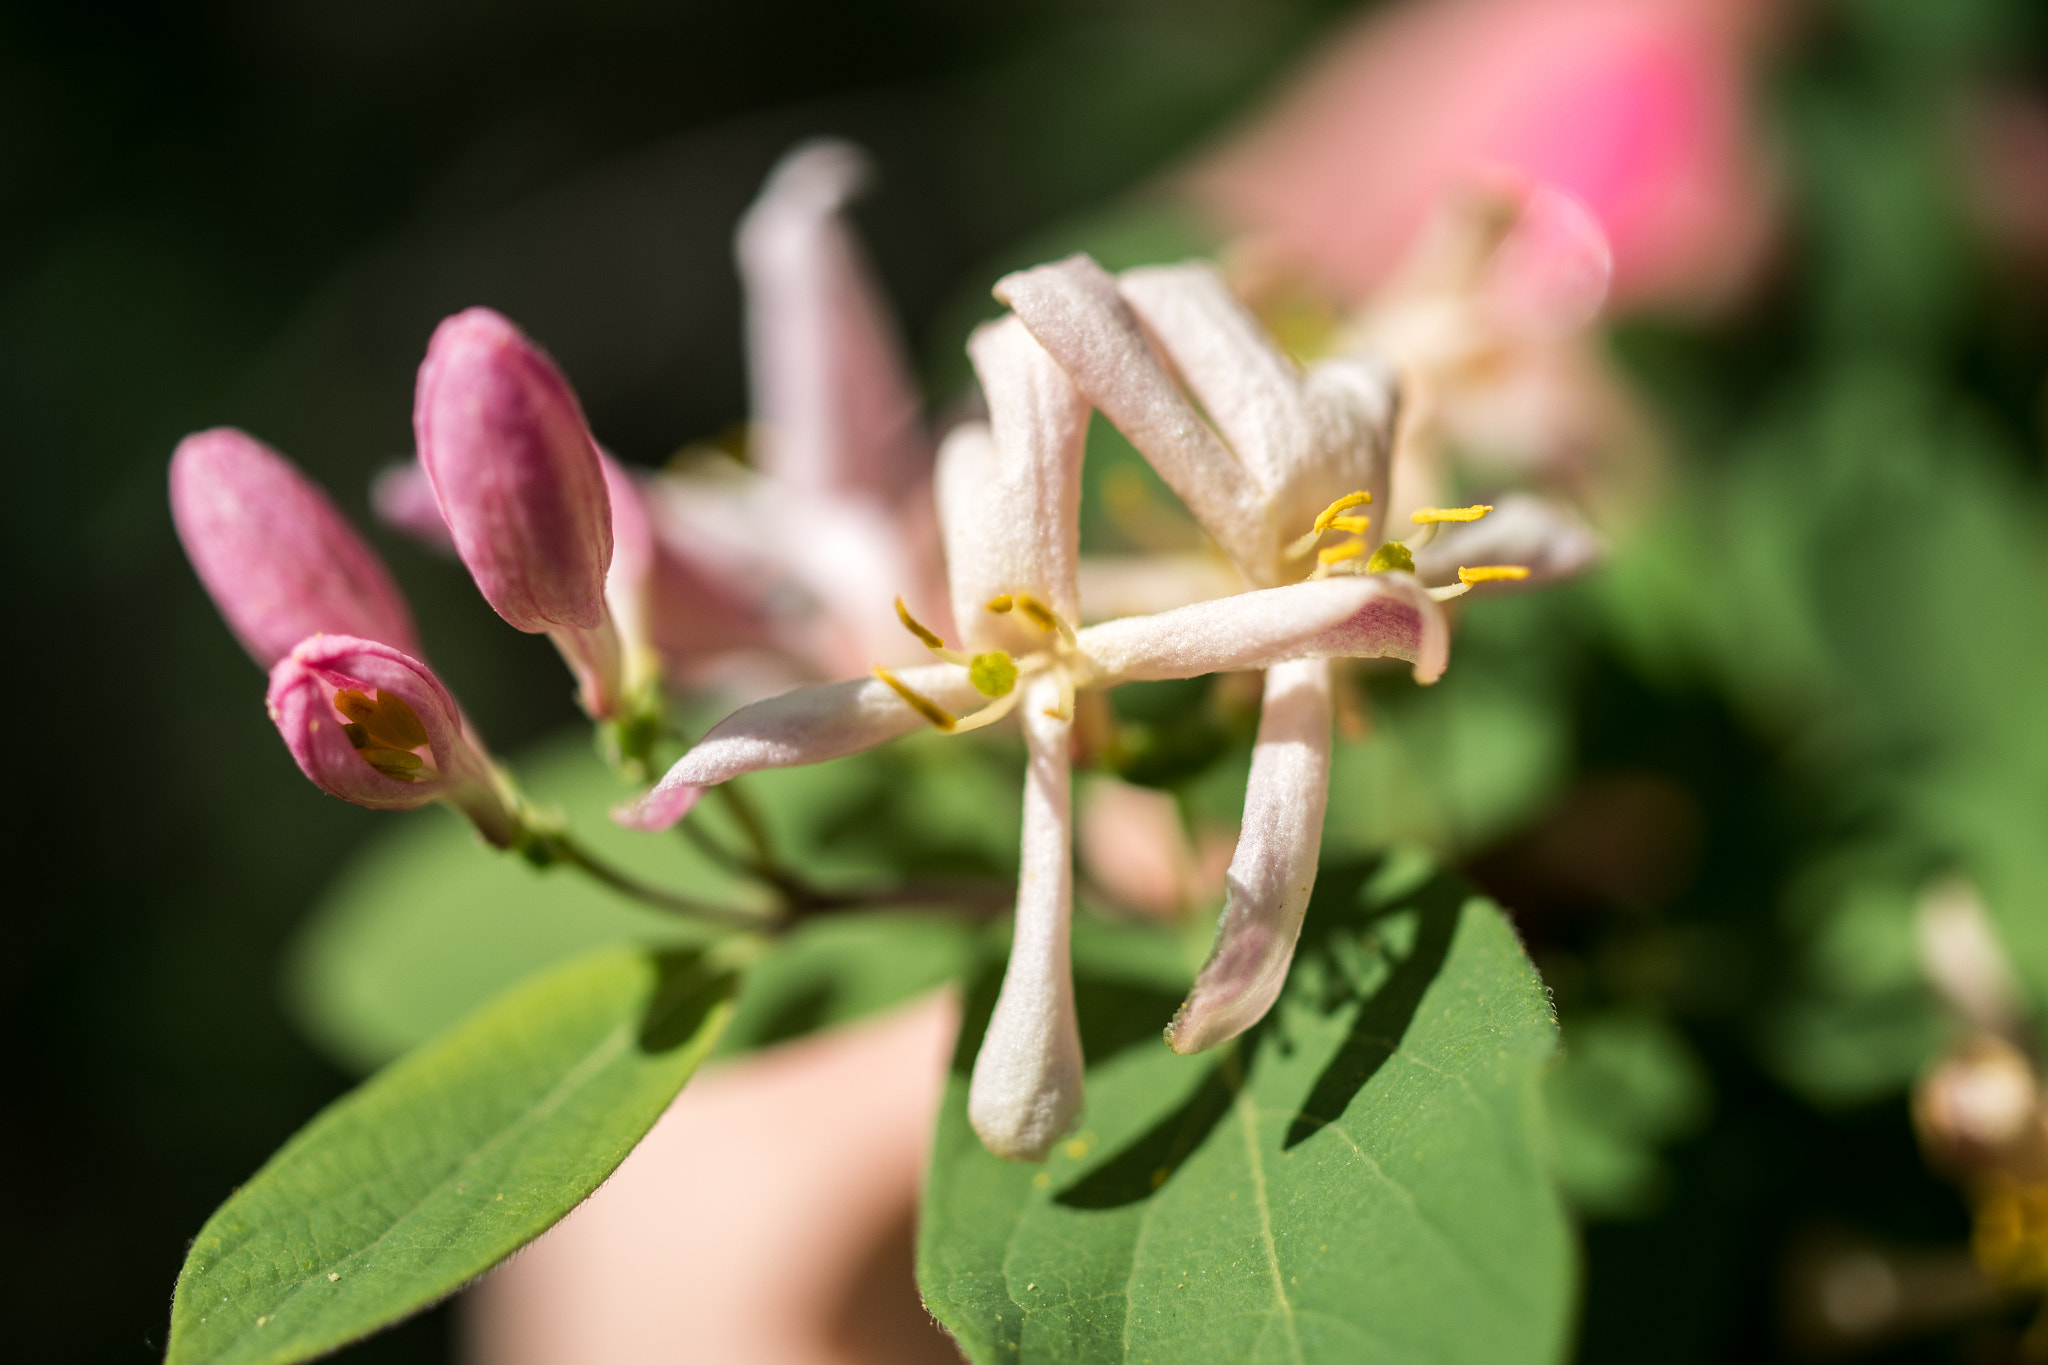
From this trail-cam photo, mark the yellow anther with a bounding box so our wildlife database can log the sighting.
[894,597,947,651]
[1458,564,1531,584]
[1312,490,1374,534]
[334,688,428,752]
[1326,515,1373,534]
[1317,541,1366,567]
[1013,592,1079,647]
[985,594,1014,614]
[1367,541,1416,574]
[969,651,1018,698]
[871,666,957,732]
[358,748,425,782]
[1411,504,1494,524]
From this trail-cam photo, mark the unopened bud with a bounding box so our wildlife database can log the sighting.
[266,634,515,846]
[170,428,421,668]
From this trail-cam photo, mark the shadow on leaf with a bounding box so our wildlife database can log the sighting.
[638,947,739,1053]
[1054,1035,1260,1209]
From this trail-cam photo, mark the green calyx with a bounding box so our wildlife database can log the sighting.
[969,651,1018,698]
[1366,540,1415,574]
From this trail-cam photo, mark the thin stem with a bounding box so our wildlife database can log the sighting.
[546,833,774,932]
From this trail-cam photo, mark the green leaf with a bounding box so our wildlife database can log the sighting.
[290,726,1018,1070]
[168,944,737,1365]
[919,854,1573,1365]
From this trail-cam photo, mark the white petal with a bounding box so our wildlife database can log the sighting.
[1077,575,1446,686]
[1408,492,1602,589]
[937,318,1088,653]
[969,675,1085,1160]
[1076,552,1244,621]
[736,140,926,501]
[617,663,979,830]
[1118,262,1310,494]
[1167,657,1331,1053]
[996,256,1270,576]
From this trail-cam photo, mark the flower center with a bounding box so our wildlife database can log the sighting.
[334,688,432,782]
[874,593,1083,733]
[1292,491,1529,592]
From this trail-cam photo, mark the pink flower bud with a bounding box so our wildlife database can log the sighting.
[266,634,516,846]
[413,308,614,633]
[170,428,421,668]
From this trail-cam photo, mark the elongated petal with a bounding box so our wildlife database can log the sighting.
[1167,657,1331,1052]
[1409,491,1601,588]
[938,317,1088,652]
[737,139,927,502]
[969,675,1084,1160]
[171,428,421,668]
[369,459,455,554]
[1076,574,1446,686]
[414,307,613,634]
[600,455,658,692]
[267,634,514,845]
[996,255,1270,576]
[1116,262,1312,494]
[617,663,983,830]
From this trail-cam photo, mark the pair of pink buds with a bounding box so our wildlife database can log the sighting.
[171,308,640,840]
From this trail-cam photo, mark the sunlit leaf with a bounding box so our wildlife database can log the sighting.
[919,854,1573,1365]
[167,944,736,1365]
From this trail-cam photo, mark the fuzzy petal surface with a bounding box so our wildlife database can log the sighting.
[414,307,613,634]
[968,675,1084,1160]
[1168,657,1332,1052]
[997,255,1269,575]
[171,428,421,668]
[619,664,984,830]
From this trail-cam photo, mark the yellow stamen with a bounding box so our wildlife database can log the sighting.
[358,748,424,781]
[334,688,428,751]
[1317,541,1365,567]
[1367,541,1416,574]
[1012,592,1078,647]
[985,594,1013,614]
[969,651,1018,698]
[1326,515,1373,534]
[871,666,957,731]
[1312,490,1374,534]
[1458,564,1531,584]
[894,597,947,651]
[1411,504,1493,524]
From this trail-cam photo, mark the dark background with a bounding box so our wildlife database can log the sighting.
[0,1,1360,1359]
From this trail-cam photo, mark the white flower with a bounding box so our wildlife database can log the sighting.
[998,252,1591,1054]
[622,310,1445,1159]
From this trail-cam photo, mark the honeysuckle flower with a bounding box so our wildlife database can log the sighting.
[267,634,517,847]
[998,252,1524,1054]
[1189,0,1777,313]
[414,306,626,718]
[624,312,1445,1158]
[170,427,422,667]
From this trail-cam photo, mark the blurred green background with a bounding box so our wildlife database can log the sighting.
[17,0,2048,1361]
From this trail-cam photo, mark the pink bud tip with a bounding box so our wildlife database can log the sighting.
[267,634,515,845]
[413,307,613,634]
[613,776,705,832]
[170,428,421,668]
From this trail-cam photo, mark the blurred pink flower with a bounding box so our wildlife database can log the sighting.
[1192,0,1776,312]
[1077,775,1235,921]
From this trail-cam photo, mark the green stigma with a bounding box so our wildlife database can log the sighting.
[1366,540,1415,575]
[969,651,1018,698]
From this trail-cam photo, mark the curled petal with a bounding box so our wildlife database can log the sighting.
[996,255,1270,577]
[939,317,1088,652]
[369,459,456,554]
[1167,658,1331,1053]
[1077,575,1446,686]
[266,634,514,845]
[969,675,1085,1160]
[1408,492,1601,588]
[414,307,614,634]
[617,664,984,831]
[170,428,421,668]
[737,139,928,502]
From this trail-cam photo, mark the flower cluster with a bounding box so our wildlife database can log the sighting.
[172,139,1604,1163]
